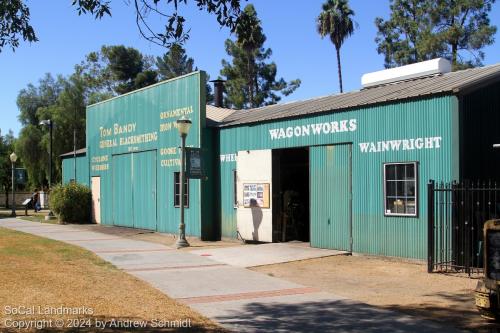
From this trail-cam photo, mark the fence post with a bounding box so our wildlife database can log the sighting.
[428,180,435,273]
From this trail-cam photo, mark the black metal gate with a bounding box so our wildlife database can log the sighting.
[428,180,500,275]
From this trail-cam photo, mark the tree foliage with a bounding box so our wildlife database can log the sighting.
[156,43,195,80]
[0,0,37,52]
[79,45,159,95]
[317,0,356,93]
[0,130,15,207]
[375,0,497,69]
[0,0,242,52]
[221,4,300,109]
[15,45,170,188]
[15,74,64,188]
[156,43,213,102]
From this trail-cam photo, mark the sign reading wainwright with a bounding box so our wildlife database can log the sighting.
[359,136,442,153]
[269,119,357,140]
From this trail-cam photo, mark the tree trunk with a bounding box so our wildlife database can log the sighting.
[451,42,458,71]
[450,14,457,71]
[247,56,254,108]
[4,187,9,209]
[336,47,343,93]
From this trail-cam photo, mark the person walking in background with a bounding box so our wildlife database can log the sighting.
[32,189,40,212]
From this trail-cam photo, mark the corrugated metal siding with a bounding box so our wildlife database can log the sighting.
[220,63,500,127]
[86,72,207,238]
[220,162,237,238]
[310,144,352,250]
[218,95,459,259]
[62,155,89,186]
[132,150,157,230]
[112,153,133,227]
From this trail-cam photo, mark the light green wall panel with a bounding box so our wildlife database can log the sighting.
[62,155,89,186]
[310,144,352,251]
[133,150,157,230]
[112,153,133,227]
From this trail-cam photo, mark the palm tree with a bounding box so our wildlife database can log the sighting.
[317,0,355,93]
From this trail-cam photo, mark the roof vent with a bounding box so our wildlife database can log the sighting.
[361,58,452,88]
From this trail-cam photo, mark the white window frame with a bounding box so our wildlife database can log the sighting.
[173,172,189,208]
[383,162,418,217]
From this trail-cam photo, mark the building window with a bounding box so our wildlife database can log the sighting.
[174,172,189,207]
[384,162,417,216]
[233,169,237,207]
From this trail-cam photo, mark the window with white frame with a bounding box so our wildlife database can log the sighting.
[174,172,189,207]
[384,162,417,216]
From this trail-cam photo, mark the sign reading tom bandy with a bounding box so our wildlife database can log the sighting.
[86,71,206,172]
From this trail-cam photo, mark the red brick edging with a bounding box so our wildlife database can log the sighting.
[126,263,227,272]
[178,287,318,304]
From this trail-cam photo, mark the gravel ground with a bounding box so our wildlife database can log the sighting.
[252,254,500,333]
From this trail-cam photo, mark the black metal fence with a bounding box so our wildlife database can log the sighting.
[428,180,500,275]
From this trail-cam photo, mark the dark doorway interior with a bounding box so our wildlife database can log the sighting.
[272,147,310,242]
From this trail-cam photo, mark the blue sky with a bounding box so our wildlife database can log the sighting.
[1,0,499,136]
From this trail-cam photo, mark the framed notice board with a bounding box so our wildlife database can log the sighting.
[243,183,270,208]
[185,147,204,179]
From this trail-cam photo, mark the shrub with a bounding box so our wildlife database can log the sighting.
[49,183,92,224]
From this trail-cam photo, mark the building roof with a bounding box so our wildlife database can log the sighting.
[206,105,236,126]
[214,63,500,128]
[60,148,87,158]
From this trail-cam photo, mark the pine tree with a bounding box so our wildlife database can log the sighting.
[220,4,300,109]
[156,44,195,80]
[375,0,497,69]
[156,44,213,103]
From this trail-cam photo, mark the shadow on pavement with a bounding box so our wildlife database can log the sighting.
[212,298,460,333]
[381,291,500,333]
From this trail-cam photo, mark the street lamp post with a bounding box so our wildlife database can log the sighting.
[175,116,192,249]
[10,152,17,217]
[40,119,55,218]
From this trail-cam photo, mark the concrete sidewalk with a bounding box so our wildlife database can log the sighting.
[189,241,348,267]
[0,219,465,333]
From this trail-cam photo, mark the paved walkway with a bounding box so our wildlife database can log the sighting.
[190,241,347,267]
[0,219,465,333]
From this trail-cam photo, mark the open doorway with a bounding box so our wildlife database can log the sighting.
[272,147,310,242]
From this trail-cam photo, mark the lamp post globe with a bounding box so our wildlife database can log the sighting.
[10,152,17,163]
[10,152,17,217]
[176,116,192,136]
[175,116,192,249]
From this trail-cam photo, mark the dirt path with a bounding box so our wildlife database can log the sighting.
[252,254,500,332]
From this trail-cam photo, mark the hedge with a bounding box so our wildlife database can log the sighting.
[49,183,92,224]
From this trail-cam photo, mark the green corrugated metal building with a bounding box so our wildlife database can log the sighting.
[61,148,89,186]
[61,61,500,259]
